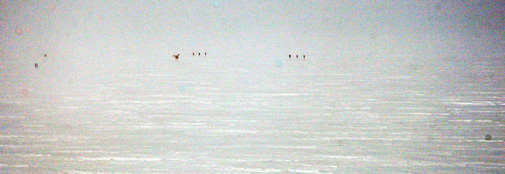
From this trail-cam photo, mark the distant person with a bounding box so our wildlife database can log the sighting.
[193,52,195,56]
[296,55,298,59]
[44,54,47,57]
[303,55,305,60]
[35,63,38,68]
[173,54,180,60]
[198,52,201,56]
[205,52,207,56]
[289,54,291,58]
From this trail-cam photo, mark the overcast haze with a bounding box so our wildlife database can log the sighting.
[2,0,504,60]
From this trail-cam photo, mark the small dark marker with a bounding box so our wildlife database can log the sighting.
[485,134,492,140]
[198,52,200,56]
[35,63,38,68]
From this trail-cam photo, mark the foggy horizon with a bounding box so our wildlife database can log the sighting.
[2,0,504,61]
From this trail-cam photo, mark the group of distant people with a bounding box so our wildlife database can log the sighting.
[193,52,206,56]
[173,52,207,61]
[174,53,308,61]
[35,52,307,66]
[289,54,306,60]
[173,53,307,61]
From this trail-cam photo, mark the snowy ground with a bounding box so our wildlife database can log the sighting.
[1,54,504,173]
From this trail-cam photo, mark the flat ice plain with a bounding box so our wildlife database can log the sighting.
[1,53,504,173]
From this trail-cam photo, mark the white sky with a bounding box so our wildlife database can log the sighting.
[1,0,504,64]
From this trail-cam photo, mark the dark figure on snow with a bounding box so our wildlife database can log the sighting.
[173,54,180,60]
[289,54,291,58]
[35,63,38,68]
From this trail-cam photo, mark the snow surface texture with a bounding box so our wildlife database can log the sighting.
[2,54,505,173]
